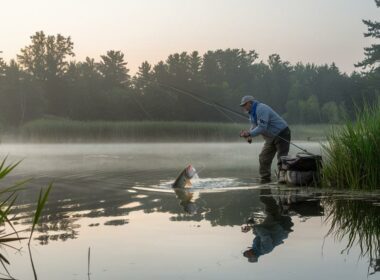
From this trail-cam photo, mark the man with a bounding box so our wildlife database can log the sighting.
[239,95,291,184]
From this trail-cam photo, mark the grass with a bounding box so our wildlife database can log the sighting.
[29,183,52,244]
[20,119,241,142]
[0,157,52,278]
[322,101,380,190]
[15,119,333,142]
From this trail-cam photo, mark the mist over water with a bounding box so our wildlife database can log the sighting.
[0,142,323,177]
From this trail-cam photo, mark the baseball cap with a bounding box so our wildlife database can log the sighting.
[239,95,255,106]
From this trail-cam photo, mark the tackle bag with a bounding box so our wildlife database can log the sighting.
[280,153,322,186]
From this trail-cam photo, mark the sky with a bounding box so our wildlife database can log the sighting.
[0,0,378,74]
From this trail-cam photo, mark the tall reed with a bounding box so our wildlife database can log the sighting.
[322,101,380,190]
[19,119,331,142]
[21,120,241,142]
[29,183,52,244]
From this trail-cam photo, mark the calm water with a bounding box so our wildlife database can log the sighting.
[0,143,379,280]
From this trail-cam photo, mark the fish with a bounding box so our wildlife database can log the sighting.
[172,164,197,188]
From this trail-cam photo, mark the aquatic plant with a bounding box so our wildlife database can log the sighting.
[19,119,332,142]
[0,157,52,278]
[20,119,239,142]
[322,101,380,190]
[29,183,52,244]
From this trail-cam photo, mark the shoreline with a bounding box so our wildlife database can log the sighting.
[1,120,336,143]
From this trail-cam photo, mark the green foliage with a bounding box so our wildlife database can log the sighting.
[285,95,321,124]
[0,31,378,126]
[285,63,350,124]
[0,60,45,126]
[0,157,52,273]
[98,50,130,87]
[0,54,6,73]
[0,157,21,180]
[16,31,75,117]
[322,101,380,190]
[17,31,74,81]
[321,102,340,123]
[356,0,380,70]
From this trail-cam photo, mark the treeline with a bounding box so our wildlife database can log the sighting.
[0,31,378,127]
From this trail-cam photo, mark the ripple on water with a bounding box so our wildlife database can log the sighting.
[133,177,264,193]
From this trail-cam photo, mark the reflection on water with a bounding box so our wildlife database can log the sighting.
[0,143,379,279]
[242,189,294,263]
[174,189,198,214]
[324,195,380,275]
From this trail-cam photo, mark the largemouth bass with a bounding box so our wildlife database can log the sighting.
[172,165,197,188]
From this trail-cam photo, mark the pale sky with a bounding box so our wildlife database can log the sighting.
[1,0,378,74]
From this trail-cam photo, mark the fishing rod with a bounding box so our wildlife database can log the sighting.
[158,83,247,120]
[157,82,313,155]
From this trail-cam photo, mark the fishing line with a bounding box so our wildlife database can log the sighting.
[133,76,313,154]
[158,83,247,120]
[275,135,312,155]
[193,162,206,177]
[155,82,314,155]
[130,93,153,120]
[215,106,236,123]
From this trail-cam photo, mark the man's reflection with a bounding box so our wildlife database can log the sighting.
[370,254,380,276]
[242,188,293,263]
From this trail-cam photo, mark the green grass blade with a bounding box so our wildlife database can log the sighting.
[0,178,32,195]
[0,193,18,224]
[0,157,7,172]
[0,160,22,180]
[29,183,53,244]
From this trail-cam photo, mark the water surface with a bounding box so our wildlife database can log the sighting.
[0,143,378,280]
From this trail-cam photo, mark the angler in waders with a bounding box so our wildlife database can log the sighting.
[239,96,291,184]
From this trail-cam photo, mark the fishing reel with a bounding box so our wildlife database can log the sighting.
[239,130,252,144]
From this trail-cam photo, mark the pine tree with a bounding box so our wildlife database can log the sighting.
[355,0,380,70]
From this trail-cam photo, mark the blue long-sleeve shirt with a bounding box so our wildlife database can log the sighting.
[249,102,288,138]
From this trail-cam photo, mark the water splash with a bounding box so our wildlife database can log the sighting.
[133,176,262,193]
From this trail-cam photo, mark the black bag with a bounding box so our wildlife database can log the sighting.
[281,153,322,172]
[280,153,322,186]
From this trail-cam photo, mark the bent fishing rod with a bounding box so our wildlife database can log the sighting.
[157,83,313,155]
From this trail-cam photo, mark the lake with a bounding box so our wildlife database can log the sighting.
[0,143,378,280]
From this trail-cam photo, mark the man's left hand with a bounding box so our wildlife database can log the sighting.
[240,130,251,138]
